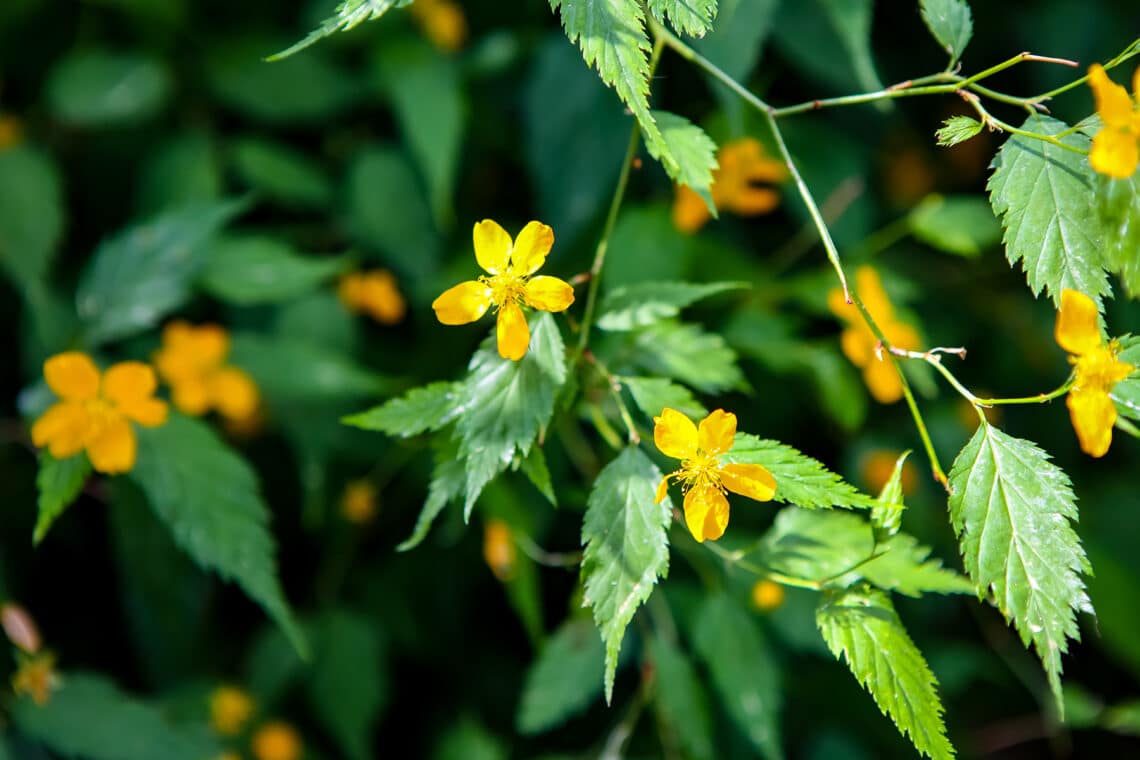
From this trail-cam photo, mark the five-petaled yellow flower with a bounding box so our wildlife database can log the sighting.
[432,219,575,360]
[653,408,776,543]
[1088,64,1140,179]
[1055,289,1135,457]
[828,266,920,404]
[31,352,168,474]
[673,137,786,233]
[154,322,260,424]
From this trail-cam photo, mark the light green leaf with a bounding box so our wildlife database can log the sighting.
[0,146,64,288]
[598,280,746,331]
[397,444,465,551]
[629,320,745,393]
[1097,173,1140,298]
[46,51,170,126]
[622,376,708,420]
[987,114,1108,307]
[130,415,306,656]
[12,673,220,760]
[935,115,983,147]
[920,0,973,65]
[270,0,412,60]
[693,593,782,760]
[909,194,1001,257]
[649,110,718,212]
[432,718,507,760]
[773,0,882,95]
[307,611,387,760]
[199,236,345,305]
[230,333,390,403]
[136,133,222,214]
[1103,700,1140,735]
[947,421,1092,712]
[76,199,246,344]
[725,434,874,509]
[817,586,954,760]
[518,446,557,506]
[870,450,910,538]
[229,138,333,209]
[343,381,460,437]
[33,453,91,545]
[517,618,605,734]
[648,634,714,760]
[648,0,718,37]
[581,447,672,703]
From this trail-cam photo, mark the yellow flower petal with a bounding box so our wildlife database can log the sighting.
[361,270,406,324]
[864,355,904,404]
[840,327,874,366]
[473,219,512,274]
[102,362,164,426]
[496,301,530,360]
[172,377,212,416]
[210,367,260,422]
[653,408,699,460]
[510,221,555,277]
[655,475,671,504]
[856,266,894,323]
[1055,289,1101,356]
[1089,64,1135,129]
[827,286,856,323]
[697,409,736,456]
[155,322,229,383]
[31,401,91,459]
[524,275,574,312]
[724,186,780,216]
[1090,125,1139,179]
[337,273,366,311]
[44,352,100,402]
[885,321,921,352]
[1067,387,1116,457]
[683,485,730,542]
[432,281,493,325]
[721,463,776,502]
[86,416,137,474]
[672,185,712,233]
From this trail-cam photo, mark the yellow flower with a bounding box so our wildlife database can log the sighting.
[12,652,58,706]
[672,137,786,233]
[751,580,785,612]
[31,352,168,474]
[338,269,406,325]
[1,602,42,654]
[1088,64,1140,179]
[1055,289,1135,457]
[828,266,920,404]
[482,519,516,581]
[341,479,378,524]
[211,686,255,736]
[154,322,260,423]
[409,0,467,52]
[653,408,776,543]
[432,219,575,361]
[251,721,302,760]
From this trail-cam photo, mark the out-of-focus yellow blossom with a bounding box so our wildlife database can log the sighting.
[881,142,935,207]
[338,269,406,325]
[211,686,255,736]
[251,721,302,760]
[673,138,786,233]
[653,408,776,543]
[154,322,259,424]
[1,602,42,654]
[0,115,22,149]
[751,580,785,612]
[432,219,574,361]
[483,519,516,581]
[828,266,921,404]
[1087,64,1140,179]
[32,352,168,474]
[1055,289,1135,457]
[409,0,467,52]
[12,652,58,706]
[341,479,378,524]
[861,450,917,496]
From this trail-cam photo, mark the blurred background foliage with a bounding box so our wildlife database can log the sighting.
[1,0,1140,758]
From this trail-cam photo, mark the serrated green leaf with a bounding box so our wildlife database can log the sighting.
[581,447,672,703]
[920,0,973,65]
[648,0,718,37]
[46,50,170,126]
[76,199,246,345]
[518,446,557,506]
[629,320,744,393]
[230,333,390,403]
[871,450,910,539]
[0,146,63,288]
[648,634,714,760]
[517,618,605,734]
[130,414,306,656]
[987,114,1108,307]
[935,115,983,147]
[598,280,746,331]
[1097,173,1140,298]
[725,434,874,509]
[270,0,412,60]
[199,236,345,305]
[308,610,387,760]
[622,376,708,420]
[33,452,91,545]
[398,444,465,551]
[229,138,333,209]
[649,110,718,212]
[693,593,782,760]
[12,673,220,760]
[909,194,1001,257]
[343,381,460,436]
[817,586,954,760]
[947,421,1092,712]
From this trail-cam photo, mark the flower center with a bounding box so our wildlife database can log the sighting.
[82,397,120,436]
[1073,342,1134,393]
[481,273,526,309]
[677,452,724,493]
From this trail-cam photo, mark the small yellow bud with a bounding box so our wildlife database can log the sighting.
[751,580,785,612]
[251,721,302,760]
[341,479,378,524]
[210,686,255,736]
[483,519,516,581]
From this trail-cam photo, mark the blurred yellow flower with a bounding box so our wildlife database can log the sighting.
[341,479,378,524]
[828,266,920,404]
[673,137,786,233]
[1,602,42,654]
[861,450,917,496]
[1087,64,1140,179]
[154,322,260,424]
[0,114,22,150]
[751,579,785,612]
[432,219,574,361]
[410,0,467,52]
[31,352,168,474]
[251,721,302,760]
[653,408,776,543]
[1055,289,1135,457]
[211,686,255,736]
[12,652,58,706]
[483,519,516,581]
[338,269,406,325]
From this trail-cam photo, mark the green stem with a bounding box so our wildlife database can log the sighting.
[585,351,642,444]
[652,20,771,112]
[1030,37,1140,102]
[978,378,1074,407]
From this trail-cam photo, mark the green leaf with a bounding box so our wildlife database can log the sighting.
[693,593,783,760]
[455,313,567,516]
[773,0,882,95]
[230,333,390,403]
[605,203,697,288]
[229,138,333,209]
[648,0,718,37]
[76,199,246,344]
[725,434,875,509]
[649,111,718,212]
[947,421,1092,712]
[816,586,954,760]
[432,718,507,760]
[909,194,1001,258]
[629,320,745,393]
[46,51,170,126]
[987,114,1107,307]
[1097,173,1140,298]
[270,0,411,60]
[397,443,465,551]
[870,450,910,539]
[198,236,345,305]
[516,618,605,734]
[581,447,672,703]
[343,381,460,437]
[598,280,746,331]
[920,0,973,65]
[136,133,222,215]
[648,634,714,760]
[518,446,557,506]
[307,611,387,760]
[33,453,91,545]
[935,115,983,147]
[622,376,708,420]
[0,146,64,288]
[130,415,306,656]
